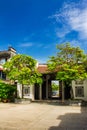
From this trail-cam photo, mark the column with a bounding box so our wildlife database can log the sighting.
[39,84,42,100]
[31,85,35,101]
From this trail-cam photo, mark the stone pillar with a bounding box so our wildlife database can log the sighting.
[30,85,35,101]
[39,84,42,100]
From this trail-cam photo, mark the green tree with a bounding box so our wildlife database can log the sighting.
[52,83,59,91]
[48,43,87,102]
[3,54,42,98]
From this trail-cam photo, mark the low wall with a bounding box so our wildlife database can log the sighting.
[15,98,32,104]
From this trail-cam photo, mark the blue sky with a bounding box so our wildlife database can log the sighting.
[0,0,87,63]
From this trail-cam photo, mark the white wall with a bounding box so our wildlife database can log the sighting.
[17,83,35,100]
[29,85,34,101]
[72,79,87,101]
[84,79,87,101]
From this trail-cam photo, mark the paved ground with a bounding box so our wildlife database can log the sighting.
[0,102,87,130]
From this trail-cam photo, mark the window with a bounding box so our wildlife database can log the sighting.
[0,71,6,80]
[75,86,84,97]
[23,85,30,96]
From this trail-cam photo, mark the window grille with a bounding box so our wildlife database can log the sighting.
[23,86,30,96]
[75,86,84,97]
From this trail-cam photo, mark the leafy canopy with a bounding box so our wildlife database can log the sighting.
[3,54,42,84]
[48,43,87,82]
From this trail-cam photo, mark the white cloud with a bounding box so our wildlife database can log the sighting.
[55,26,70,38]
[50,0,87,39]
[66,7,87,39]
[18,41,45,48]
[19,42,33,47]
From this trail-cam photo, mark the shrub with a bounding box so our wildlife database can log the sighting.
[0,82,16,102]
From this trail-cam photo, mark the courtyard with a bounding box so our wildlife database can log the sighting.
[0,102,87,130]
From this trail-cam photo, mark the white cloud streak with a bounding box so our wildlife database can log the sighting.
[55,26,70,38]
[50,0,87,39]
[19,42,33,47]
[18,42,44,48]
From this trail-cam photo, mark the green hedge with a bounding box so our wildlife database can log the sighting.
[0,82,16,102]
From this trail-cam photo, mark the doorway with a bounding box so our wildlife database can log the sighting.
[51,80,59,99]
[42,81,46,99]
[34,84,40,100]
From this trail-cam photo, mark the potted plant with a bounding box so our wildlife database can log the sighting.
[2,94,8,103]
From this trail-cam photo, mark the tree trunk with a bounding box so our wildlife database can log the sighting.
[62,81,65,103]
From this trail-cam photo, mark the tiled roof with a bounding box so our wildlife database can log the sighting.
[37,64,48,74]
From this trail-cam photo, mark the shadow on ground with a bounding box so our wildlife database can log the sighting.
[48,106,87,130]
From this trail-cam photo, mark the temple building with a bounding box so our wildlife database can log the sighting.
[0,47,87,101]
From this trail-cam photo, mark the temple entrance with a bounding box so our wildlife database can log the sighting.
[41,74,61,100]
[34,73,71,100]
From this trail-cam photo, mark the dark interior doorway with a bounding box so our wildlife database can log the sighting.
[34,84,40,100]
[42,81,46,100]
[64,86,71,99]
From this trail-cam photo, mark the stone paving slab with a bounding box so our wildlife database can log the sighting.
[26,127,86,130]
[0,102,87,130]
